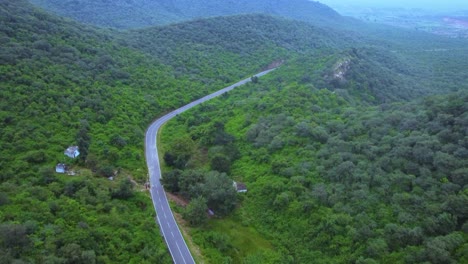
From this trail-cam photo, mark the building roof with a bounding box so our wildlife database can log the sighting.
[56,163,66,173]
[233,181,248,192]
[65,146,79,153]
[64,146,79,158]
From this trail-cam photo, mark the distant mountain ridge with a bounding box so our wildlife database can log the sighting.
[29,0,343,29]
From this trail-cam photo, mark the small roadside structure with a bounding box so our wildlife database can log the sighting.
[55,163,66,173]
[207,209,215,216]
[64,146,80,158]
[233,181,248,193]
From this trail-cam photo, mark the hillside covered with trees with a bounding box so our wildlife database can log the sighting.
[29,0,343,29]
[161,60,468,263]
[0,1,324,262]
[0,1,363,262]
[1,0,467,263]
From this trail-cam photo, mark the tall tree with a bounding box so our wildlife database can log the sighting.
[76,119,91,162]
[202,171,237,216]
[183,196,208,226]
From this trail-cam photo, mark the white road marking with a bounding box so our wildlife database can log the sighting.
[176,243,187,264]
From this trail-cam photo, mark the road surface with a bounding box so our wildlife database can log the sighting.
[145,68,276,264]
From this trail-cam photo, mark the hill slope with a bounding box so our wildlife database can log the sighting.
[29,0,468,103]
[121,13,468,104]
[160,60,468,263]
[0,1,354,262]
[2,0,468,263]
[0,1,178,262]
[29,0,343,29]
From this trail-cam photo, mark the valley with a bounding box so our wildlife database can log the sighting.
[338,6,468,38]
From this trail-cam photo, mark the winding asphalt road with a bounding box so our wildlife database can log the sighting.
[145,68,276,264]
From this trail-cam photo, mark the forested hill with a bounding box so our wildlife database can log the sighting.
[0,1,343,262]
[27,0,468,104]
[0,1,367,262]
[159,55,468,262]
[120,14,353,79]
[29,0,343,29]
[0,1,177,262]
[2,0,468,262]
[0,0,344,179]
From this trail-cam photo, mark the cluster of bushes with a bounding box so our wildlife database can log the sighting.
[161,120,241,224]
[162,60,467,263]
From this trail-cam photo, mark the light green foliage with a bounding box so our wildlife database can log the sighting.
[1,1,307,262]
[162,57,468,263]
[0,174,171,263]
[2,0,468,263]
[190,214,281,263]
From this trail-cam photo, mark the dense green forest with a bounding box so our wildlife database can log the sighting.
[29,0,343,29]
[0,1,350,262]
[0,1,328,262]
[2,0,467,263]
[122,14,468,104]
[0,1,174,262]
[161,60,468,263]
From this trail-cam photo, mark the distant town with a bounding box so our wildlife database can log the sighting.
[339,7,468,38]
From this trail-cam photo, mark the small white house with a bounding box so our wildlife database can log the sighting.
[233,181,248,193]
[64,146,80,158]
[56,163,66,173]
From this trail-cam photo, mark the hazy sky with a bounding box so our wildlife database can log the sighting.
[317,0,468,11]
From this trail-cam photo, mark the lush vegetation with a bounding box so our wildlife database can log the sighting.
[0,1,173,262]
[29,0,342,29]
[0,173,171,263]
[0,1,349,262]
[2,0,468,263]
[161,59,468,263]
[316,45,468,104]
[0,1,312,262]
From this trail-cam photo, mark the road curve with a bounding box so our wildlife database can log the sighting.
[145,68,276,264]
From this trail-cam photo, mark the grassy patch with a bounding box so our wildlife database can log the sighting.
[204,212,275,263]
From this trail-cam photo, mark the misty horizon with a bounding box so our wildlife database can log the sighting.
[316,0,468,11]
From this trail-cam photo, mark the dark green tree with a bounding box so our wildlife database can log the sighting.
[161,169,182,193]
[0,223,30,257]
[112,178,134,199]
[210,154,231,173]
[202,171,237,215]
[76,119,91,162]
[183,196,208,226]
